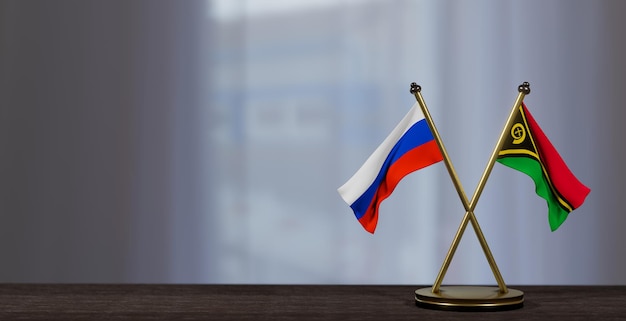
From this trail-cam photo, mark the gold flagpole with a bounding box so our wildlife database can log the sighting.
[409,83,469,210]
[412,82,529,311]
[410,83,508,294]
[468,82,530,218]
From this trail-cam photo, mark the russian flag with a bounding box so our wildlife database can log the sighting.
[338,103,443,233]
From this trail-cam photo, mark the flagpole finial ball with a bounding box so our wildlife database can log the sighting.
[518,82,531,95]
[410,82,421,94]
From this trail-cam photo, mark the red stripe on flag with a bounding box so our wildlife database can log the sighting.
[523,105,590,209]
[358,140,443,233]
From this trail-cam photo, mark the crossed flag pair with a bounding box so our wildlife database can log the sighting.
[337,82,590,292]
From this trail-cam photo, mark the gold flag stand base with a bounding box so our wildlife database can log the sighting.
[415,286,524,311]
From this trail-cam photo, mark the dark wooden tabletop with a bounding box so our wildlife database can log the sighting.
[0,284,624,320]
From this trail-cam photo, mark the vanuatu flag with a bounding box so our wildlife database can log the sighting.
[497,103,590,231]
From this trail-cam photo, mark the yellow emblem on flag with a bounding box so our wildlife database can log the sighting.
[511,123,526,144]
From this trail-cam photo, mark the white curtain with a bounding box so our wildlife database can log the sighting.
[209,0,626,285]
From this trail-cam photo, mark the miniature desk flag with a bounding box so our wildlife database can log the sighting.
[496,103,590,231]
[338,103,443,233]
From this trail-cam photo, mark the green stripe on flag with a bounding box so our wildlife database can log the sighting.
[497,156,570,231]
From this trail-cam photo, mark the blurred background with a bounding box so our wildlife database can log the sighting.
[0,0,624,285]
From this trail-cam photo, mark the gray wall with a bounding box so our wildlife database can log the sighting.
[0,0,211,282]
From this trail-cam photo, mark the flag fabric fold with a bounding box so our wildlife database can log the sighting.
[496,103,590,231]
[338,103,443,233]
